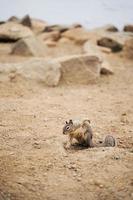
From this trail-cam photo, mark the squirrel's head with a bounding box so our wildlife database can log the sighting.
[63,119,74,135]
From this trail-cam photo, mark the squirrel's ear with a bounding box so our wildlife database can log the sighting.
[65,121,68,124]
[69,119,73,124]
[88,120,91,123]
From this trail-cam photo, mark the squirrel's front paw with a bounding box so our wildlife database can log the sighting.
[63,142,71,150]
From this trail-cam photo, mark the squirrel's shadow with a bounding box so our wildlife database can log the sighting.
[63,142,88,151]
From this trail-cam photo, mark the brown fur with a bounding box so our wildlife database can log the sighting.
[63,119,116,148]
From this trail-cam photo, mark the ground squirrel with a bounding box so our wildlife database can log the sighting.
[63,119,116,148]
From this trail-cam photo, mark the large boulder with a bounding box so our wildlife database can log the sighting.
[123,25,133,32]
[0,55,102,85]
[61,27,91,44]
[11,36,47,56]
[0,22,33,42]
[97,37,123,52]
[0,58,61,86]
[56,54,101,84]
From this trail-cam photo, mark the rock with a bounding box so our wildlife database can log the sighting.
[62,27,91,44]
[8,16,19,22]
[100,61,114,75]
[123,25,133,32]
[0,22,33,42]
[99,46,111,54]
[56,54,101,84]
[105,25,118,32]
[45,40,57,47]
[83,42,113,75]
[38,31,60,41]
[31,18,47,33]
[58,37,72,44]
[11,36,47,56]
[97,37,123,52]
[83,41,111,59]
[113,155,120,160]
[77,177,82,182]
[20,14,32,28]
[0,54,102,85]
[108,32,133,46]
[32,142,41,149]
[122,39,133,60]
[43,24,69,33]
[71,23,83,28]
[91,24,118,33]
[88,28,132,46]
[0,21,5,25]
[0,58,61,86]
[94,180,104,188]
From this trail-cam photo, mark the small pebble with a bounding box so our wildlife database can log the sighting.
[94,180,104,188]
[77,177,82,182]
[72,172,77,177]
[113,155,120,160]
[32,142,41,149]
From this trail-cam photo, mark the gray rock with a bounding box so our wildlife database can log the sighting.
[97,37,123,52]
[11,36,47,57]
[20,14,32,28]
[56,54,101,84]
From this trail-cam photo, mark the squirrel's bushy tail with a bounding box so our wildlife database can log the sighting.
[103,135,116,147]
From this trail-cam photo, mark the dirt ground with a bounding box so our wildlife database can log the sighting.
[0,51,133,200]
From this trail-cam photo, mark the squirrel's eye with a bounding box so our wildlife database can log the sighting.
[66,126,70,130]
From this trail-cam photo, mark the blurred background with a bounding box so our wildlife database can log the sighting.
[1,0,133,29]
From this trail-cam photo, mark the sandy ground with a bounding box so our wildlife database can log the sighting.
[0,52,133,200]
